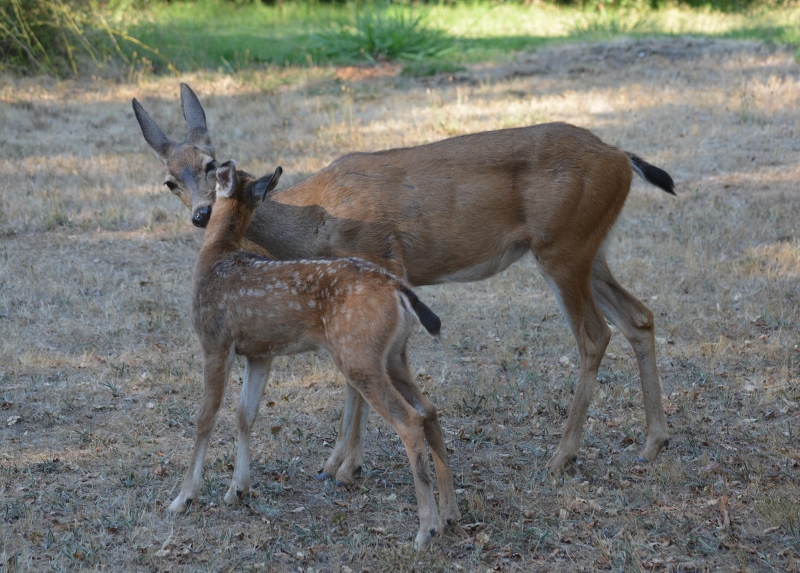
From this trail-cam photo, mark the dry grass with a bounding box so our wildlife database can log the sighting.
[1,37,799,571]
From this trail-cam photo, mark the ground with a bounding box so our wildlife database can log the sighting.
[0,37,798,572]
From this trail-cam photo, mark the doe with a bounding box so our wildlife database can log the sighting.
[134,85,675,480]
[173,160,459,550]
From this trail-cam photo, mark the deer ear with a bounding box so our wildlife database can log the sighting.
[251,166,283,202]
[132,98,173,158]
[215,161,237,198]
[180,83,208,137]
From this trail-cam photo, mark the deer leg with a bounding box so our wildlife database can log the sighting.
[387,347,460,532]
[346,365,438,551]
[169,345,235,512]
[591,254,669,463]
[318,382,369,485]
[225,356,273,505]
[541,265,611,471]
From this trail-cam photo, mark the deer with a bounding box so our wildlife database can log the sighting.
[133,83,675,485]
[174,159,459,550]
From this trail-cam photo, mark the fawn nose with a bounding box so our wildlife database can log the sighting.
[193,206,212,228]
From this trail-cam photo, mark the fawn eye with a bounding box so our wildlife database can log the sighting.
[164,181,178,193]
[205,160,217,174]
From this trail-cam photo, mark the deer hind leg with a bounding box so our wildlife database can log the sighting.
[318,257,407,485]
[540,263,611,471]
[318,382,369,486]
[591,253,669,463]
[169,345,235,512]
[387,345,460,532]
[344,362,438,551]
[225,356,273,505]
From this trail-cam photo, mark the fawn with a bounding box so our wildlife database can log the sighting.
[171,160,459,549]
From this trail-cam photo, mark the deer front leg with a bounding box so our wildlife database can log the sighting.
[169,346,234,512]
[225,356,272,505]
[318,382,369,485]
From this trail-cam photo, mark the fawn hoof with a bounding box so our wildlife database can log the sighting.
[441,508,461,531]
[414,529,434,551]
[167,496,193,513]
[547,449,578,472]
[316,471,332,481]
[224,486,246,505]
[334,464,362,487]
[638,435,670,463]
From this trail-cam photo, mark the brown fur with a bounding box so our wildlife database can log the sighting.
[133,84,672,479]
[168,161,459,550]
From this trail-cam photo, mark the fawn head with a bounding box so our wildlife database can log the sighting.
[132,83,217,228]
[213,161,283,231]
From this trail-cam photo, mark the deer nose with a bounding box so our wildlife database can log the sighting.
[192,205,212,228]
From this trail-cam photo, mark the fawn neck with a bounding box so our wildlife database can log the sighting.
[199,187,254,263]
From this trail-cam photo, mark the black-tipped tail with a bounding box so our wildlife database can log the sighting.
[628,153,675,196]
[399,286,441,337]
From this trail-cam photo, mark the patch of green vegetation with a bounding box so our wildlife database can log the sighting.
[2,0,799,75]
[310,5,453,63]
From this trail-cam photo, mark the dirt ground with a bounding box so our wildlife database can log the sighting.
[1,37,799,572]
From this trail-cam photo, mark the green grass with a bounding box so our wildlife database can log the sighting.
[126,2,800,73]
[3,0,800,75]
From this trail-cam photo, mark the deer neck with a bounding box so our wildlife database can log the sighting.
[243,187,323,260]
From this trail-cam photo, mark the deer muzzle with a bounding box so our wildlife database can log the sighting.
[193,205,212,228]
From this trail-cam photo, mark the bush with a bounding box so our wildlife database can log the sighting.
[0,0,173,76]
[311,4,454,63]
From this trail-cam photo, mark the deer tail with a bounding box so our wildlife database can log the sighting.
[398,285,441,338]
[627,153,675,196]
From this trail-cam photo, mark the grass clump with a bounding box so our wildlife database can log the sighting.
[0,0,174,76]
[311,4,454,63]
[0,0,93,74]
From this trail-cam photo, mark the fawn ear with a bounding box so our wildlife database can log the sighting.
[215,161,237,198]
[251,166,283,202]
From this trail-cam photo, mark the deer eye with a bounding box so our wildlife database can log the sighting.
[205,160,217,174]
[164,181,178,193]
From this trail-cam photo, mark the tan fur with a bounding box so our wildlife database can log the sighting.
[134,84,670,479]
[168,161,459,550]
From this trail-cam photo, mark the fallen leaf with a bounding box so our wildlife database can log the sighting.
[718,496,731,529]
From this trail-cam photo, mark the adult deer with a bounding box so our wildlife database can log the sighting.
[175,159,457,549]
[133,83,674,481]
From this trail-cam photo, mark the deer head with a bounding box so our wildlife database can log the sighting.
[132,83,218,228]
